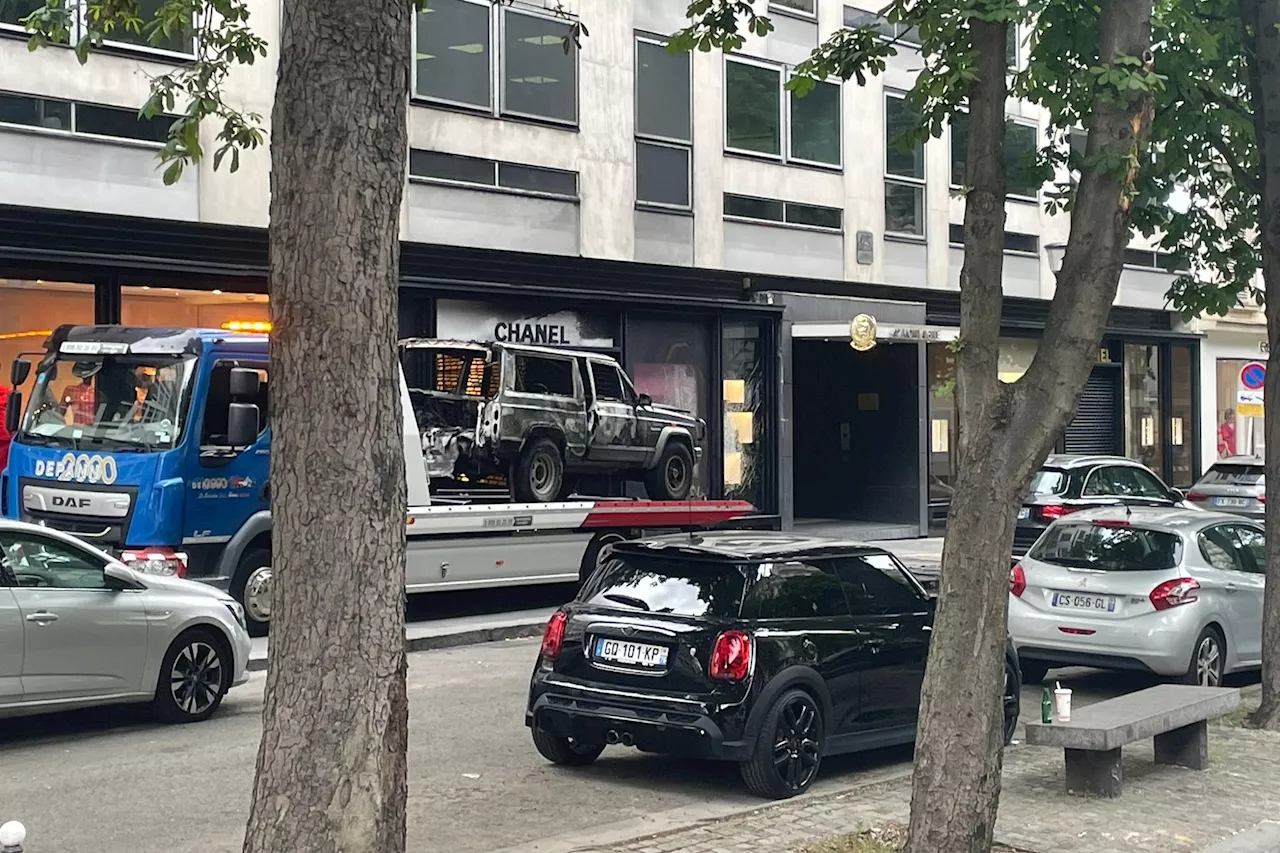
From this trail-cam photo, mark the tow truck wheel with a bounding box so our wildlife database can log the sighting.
[230,548,273,637]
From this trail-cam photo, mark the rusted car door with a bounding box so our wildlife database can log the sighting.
[586,360,641,465]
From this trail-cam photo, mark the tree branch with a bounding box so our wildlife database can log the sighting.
[1207,130,1262,194]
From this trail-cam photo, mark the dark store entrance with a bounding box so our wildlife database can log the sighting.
[791,338,921,539]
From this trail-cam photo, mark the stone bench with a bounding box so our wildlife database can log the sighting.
[1023,684,1240,798]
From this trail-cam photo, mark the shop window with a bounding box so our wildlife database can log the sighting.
[635,35,692,210]
[1169,345,1195,484]
[950,113,1040,199]
[0,279,95,404]
[1124,343,1163,477]
[885,93,925,238]
[1216,357,1265,459]
[627,316,712,497]
[413,0,579,126]
[926,343,956,519]
[724,57,840,167]
[724,320,767,506]
[998,337,1038,383]
[514,354,574,397]
[121,285,269,329]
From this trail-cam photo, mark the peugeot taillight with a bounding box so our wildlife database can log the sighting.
[1150,577,1200,611]
[540,611,567,660]
[709,630,752,681]
[1010,562,1026,598]
[1039,504,1078,521]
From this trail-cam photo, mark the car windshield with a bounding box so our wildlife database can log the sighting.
[1028,468,1068,496]
[580,554,748,618]
[1200,463,1265,487]
[18,354,198,452]
[1028,522,1180,571]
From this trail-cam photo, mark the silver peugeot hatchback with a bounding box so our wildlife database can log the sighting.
[1008,507,1265,687]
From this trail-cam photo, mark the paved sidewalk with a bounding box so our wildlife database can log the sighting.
[247,606,552,670]
[572,721,1280,853]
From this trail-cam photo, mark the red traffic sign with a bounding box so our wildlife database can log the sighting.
[1241,362,1267,390]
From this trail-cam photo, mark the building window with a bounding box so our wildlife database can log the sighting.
[771,0,817,18]
[948,223,1038,254]
[1169,344,1195,485]
[884,92,925,237]
[724,56,841,167]
[723,320,768,505]
[635,35,692,210]
[409,149,578,199]
[413,0,578,126]
[724,193,842,231]
[0,0,192,55]
[1005,23,1021,71]
[0,91,172,145]
[1123,248,1189,272]
[950,113,1040,199]
[842,6,921,46]
[1217,358,1265,458]
[1124,343,1163,477]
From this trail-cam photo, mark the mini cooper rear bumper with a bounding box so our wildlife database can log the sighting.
[526,678,752,761]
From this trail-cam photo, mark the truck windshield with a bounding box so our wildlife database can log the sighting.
[19,354,198,452]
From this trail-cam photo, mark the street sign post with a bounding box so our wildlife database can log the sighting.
[1238,361,1267,417]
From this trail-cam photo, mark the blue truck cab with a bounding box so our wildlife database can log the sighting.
[2,325,273,626]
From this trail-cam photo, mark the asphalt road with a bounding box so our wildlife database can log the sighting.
[0,636,1217,853]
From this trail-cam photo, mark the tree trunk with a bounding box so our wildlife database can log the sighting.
[904,2,1155,850]
[241,0,411,850]
[1243,0,1280,731]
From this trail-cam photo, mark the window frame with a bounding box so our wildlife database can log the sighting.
[410,0,581,128]
[498,4,579,126]
[634,33,694,212]
[1198,524,1251,573]
[0,0,196,60]
[0,531,112,590]
[769,0,818,21]
[949,110,1041,202]
[723,192,844,233]
[883,89,926,240]
[832,551,931,617]
[0,91,173,150]
[743,559,852,621]
[723,54,842,171]
[407,149,579,202]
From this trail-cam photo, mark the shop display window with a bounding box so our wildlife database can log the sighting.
[723,321,767,505]
[1216,357,1265,459]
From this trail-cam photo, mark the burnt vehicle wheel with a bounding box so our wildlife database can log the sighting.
[531,727,605,767]
[514,438,564,503]
[740,688,823,799]
[644,441,694,501]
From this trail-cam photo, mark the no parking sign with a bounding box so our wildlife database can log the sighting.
[1238,361,1266,417]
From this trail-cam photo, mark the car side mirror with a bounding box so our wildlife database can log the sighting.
[1170,488,1185,502]
[104,562,141,589]
[10,359,30,387]
[227,402,260,447]
[4,390,22,434]
[229,367,261,398]
[637,393,652,407]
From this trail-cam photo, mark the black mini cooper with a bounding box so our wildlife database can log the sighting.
[525,532,1021,799]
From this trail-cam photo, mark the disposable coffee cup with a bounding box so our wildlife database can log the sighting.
[1053,686,1072,722]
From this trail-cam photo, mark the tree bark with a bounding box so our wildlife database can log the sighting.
[904,2,1155,850]
[1242,0,1280,730]
[241,0,411,849]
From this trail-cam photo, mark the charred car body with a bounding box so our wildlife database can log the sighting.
[400,339,705,502]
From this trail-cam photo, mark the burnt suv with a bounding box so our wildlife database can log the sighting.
[1013,455,1186,556]
[525,532,1021,799]
[400,339,704,502]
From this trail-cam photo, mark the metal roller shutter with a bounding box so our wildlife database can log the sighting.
[1064,368,1119,455]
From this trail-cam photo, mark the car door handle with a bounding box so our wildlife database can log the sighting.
[1226,583,1240,594]
[25,611,58,624]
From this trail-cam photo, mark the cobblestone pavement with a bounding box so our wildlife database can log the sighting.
[579,723,1280,853]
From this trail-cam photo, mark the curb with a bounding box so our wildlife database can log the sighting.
[245,621,545,672]
[1198,821,1280,853]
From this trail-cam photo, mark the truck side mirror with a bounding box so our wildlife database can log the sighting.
[229,367,261,398]
[4,390,21,434]
[227,402,260,447]
[637,393,652,407]
[9,359,30,387]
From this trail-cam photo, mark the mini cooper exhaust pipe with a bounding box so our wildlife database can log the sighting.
[620,732,635,747]
[606,730,620,744]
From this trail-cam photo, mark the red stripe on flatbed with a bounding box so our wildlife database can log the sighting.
[580,500,756,529]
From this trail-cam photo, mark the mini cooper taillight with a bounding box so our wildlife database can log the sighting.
[540,611,567,660]
[709,630,751,681]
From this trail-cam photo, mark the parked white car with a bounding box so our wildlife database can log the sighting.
[1009,507,1264,687]
[1,519,251,722]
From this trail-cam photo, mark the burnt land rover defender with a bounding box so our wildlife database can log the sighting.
[399,339,705,502]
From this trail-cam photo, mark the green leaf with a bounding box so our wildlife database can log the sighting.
[161,159,183,185]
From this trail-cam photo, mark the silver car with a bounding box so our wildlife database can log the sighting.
[1186,455,1266,519]
[1008,507,1265,687]
[0,519,251,723]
